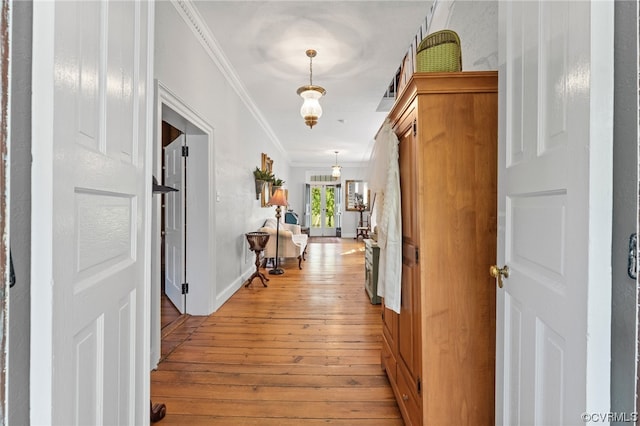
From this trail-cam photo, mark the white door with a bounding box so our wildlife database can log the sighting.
[30,1,153,425]
[164,135,186,313]
[496,1,613,424]
[309,184,337,237]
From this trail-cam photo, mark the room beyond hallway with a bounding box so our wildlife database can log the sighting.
[150,238,402,425]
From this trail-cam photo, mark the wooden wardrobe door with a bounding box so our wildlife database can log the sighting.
[398,120,422,395]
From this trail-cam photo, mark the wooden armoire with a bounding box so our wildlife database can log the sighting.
[381,72,498,425]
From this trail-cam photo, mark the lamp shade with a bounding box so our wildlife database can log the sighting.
[331,151,341,178]
[299,88,323,127]
[268,187,288,207]
[297,50,325,129]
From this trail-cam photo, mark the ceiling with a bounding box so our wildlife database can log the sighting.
[191,1,431,167]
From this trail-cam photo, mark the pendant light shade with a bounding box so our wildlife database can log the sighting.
[331,151,341,178]
[297,49,326,129]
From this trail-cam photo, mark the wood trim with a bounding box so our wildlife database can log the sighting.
[389,71,498,130]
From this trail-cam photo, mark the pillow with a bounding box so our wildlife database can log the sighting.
[263,218,278,229]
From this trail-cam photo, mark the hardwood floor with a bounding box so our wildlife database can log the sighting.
[151,239,403,425]
[161,292,183,329]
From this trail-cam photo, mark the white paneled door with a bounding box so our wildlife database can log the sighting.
[496,1,613,424]
[31,1,153,425]
[164,135,186,314]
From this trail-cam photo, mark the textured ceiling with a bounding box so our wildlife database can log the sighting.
[191,0,430,166]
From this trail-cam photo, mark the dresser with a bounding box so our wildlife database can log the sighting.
[364,239,381,304]
[381,72,498,425]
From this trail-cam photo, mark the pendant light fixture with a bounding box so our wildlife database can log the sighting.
[296,49,326,129]
[331,151,342,178]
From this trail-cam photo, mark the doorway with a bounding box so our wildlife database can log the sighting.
[309,184,337,237]
[151,82,216,369]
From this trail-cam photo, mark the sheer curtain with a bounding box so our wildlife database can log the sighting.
[369,118,402,313]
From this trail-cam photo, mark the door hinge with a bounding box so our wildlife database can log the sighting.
[628,233,637,279]
[181,283,189,294]
[412,119,417,137]
[182,146,189,157]
[417,377,422,395]
[415,247,419,264]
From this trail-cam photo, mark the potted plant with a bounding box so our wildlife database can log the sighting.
[253,167,274,199]
[272,177,285,187]
[253,166,274,181]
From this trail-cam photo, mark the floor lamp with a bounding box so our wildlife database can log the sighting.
[268,187,288,275]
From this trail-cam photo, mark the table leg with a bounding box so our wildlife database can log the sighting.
[151,400,166,423]
[245,250,269,287]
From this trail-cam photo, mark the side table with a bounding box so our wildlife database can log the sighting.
[355,208,369,240]
[245,232,270,287]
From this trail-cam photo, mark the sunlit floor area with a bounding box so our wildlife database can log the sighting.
[150,238,403,425]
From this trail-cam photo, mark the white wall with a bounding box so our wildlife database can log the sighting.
[286,167,308,224]
[428,0,498,71]
[155,2,290,311]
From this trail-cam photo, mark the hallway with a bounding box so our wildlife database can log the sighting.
[150,238,403,425]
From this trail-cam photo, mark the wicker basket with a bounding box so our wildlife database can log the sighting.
[416,30,462,72]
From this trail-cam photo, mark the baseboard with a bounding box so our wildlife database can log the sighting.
[215,264,254,311]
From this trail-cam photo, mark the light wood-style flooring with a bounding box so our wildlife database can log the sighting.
[151,238,403,425]
[161,292,182,330]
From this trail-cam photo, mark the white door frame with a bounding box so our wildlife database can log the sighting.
[151,81,216,368]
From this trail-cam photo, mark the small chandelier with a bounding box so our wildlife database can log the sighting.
[296,49,326,129]
[331,151,342,178]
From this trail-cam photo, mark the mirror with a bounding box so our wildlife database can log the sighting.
[345,180,370,211]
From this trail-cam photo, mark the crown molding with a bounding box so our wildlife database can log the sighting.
[170,0,289,162]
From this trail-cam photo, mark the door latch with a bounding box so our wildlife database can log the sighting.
[490,265,509,288]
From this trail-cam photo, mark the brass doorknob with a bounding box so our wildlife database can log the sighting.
[490,265,509,288]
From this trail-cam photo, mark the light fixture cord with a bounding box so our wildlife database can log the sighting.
[309,55,313,86]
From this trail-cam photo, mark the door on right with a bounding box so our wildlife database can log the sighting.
[496,1,613,424]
